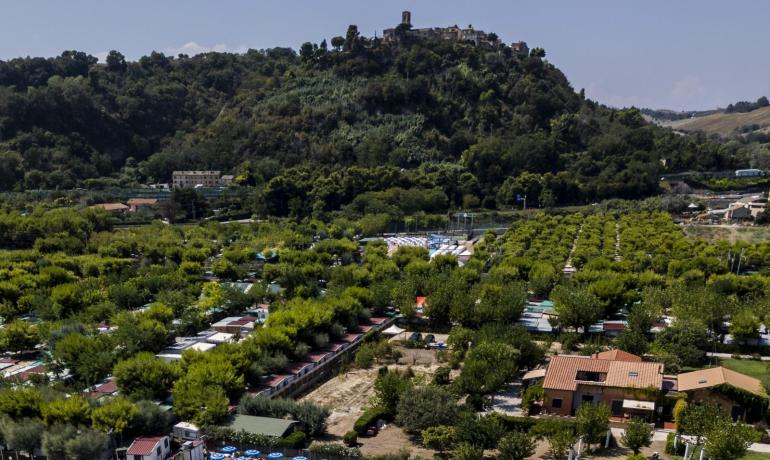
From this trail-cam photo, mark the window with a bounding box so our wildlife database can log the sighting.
[698,379,707,384]
[164,438,168,448]
[552,398,562,408]
[628,371,639,378]
[156,446,161,455]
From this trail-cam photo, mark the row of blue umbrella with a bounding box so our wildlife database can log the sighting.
[210,448,308,460]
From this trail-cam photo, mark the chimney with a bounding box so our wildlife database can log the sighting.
[402,11,412,26]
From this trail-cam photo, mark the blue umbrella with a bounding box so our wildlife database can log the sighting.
[222,446,237,454]
[210,454,226,460]
[268,453,284,459]
[244,451,261,458]
[235,457,248,460]
[293,457,309,460]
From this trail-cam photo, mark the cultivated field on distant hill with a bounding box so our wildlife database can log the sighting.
[663,106,770,136]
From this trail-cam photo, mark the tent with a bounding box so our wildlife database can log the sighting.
[382,325,405,336]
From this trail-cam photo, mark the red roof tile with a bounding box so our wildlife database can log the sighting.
[94,380,118,394]
[127,437,163,455]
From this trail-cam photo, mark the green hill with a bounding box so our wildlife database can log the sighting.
[0,26,756,215]
[663,106,770,136]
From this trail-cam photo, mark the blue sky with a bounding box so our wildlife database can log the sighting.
[1,0,768,110]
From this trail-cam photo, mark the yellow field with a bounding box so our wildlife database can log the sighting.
[662,106,770,136]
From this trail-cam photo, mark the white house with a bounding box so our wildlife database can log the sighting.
[126,436,171,460]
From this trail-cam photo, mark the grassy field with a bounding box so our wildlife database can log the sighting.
[720,358,770,390]
[683,224,770,244]
[740,452,770,460]
[662,106,770,136]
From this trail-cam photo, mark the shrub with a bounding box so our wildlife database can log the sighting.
[343,430,358,447]
[308,442,361,457]
[627,455,647,460]
[276,431,306,449]
[673,399,687,432]
[433,367,451,385]
[354,406,390,435]
[521,382,543,414]
[238,396,330,436]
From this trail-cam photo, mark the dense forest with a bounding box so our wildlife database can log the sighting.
[0,25,758,215]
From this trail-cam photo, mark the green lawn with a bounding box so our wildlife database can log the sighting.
[720,358,770,391]
[740,452,770,460]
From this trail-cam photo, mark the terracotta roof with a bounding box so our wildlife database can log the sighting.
[543,354,662,391]
[605,360,663,389]
[126,198,158,206]
[543,355,611,391]
[90,203,128,211]
[677,367,765,395]
[127,437,163,455]
[92,379,118,396]
[592,350,642,362]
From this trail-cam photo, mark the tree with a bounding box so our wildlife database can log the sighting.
[576,402,610,451]
[330,36,345,50]
[543,428,576,459]
[679,403,723,444]
[105,50,127,72]
[130,400,174,436]
[528,262,558,297]
[730,309,760,344]
[65,428,109,460]
[171,188,208,221]
[551,285,603,335]
[0,418,44,456]
[1,320,39,352]
[172,378,229,427]
[374,369,413,414]
[113,352,177,400]
[498,430,536,460]
[396,386,459,433]
[455,342,518,397]
[621,418,653,454]
[453,413,506,449]
[421,425,456,454]
[91,397,138,433]
[704,418,760,460]
[42,423,78,459]
[0,387,43,419]
[113,311,170,355]
[41,397,92,426]
[521,382,544,414]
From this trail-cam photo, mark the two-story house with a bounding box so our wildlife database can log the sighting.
[542,351,663,419]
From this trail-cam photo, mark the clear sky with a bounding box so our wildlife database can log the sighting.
[1,0,768,110]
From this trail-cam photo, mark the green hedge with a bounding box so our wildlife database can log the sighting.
[277,431,307,449]
[354,406,391,435]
